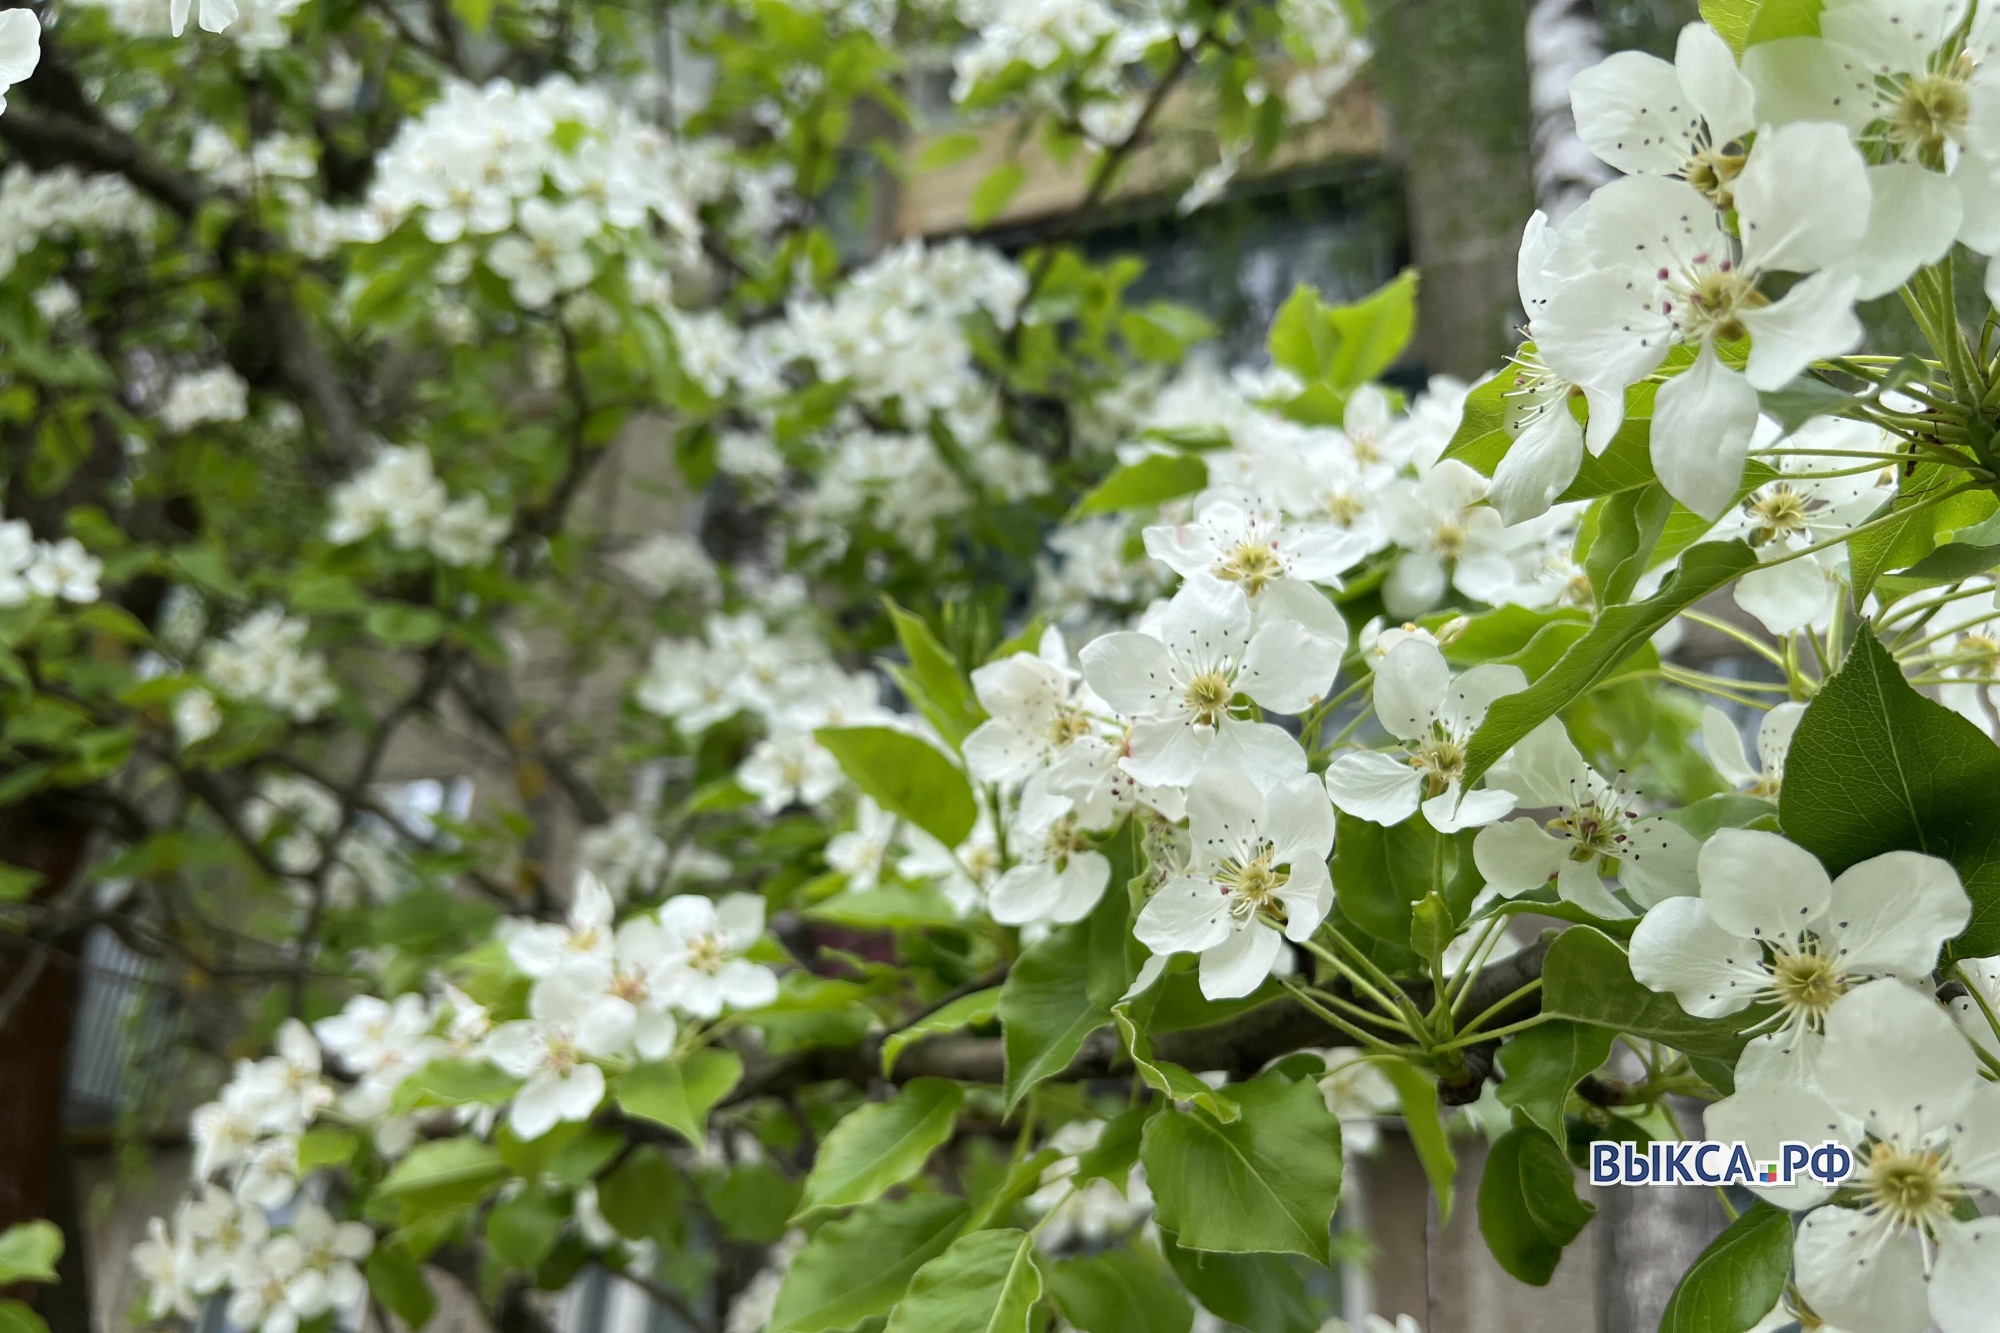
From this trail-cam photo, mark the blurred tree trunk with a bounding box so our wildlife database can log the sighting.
[1526,0,1614,220]
[1363,0,1537,377]
[0,800,96,1333]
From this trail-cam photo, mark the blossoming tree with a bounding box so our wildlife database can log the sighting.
[7,0,2000,1330]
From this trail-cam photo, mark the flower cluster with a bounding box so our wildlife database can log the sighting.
[0,163,153,281]
[157,367,250,433]
[326,444,509,568]
[0,521,100,606]
[201,608,339,722]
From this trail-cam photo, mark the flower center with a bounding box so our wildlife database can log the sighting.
[1676,266,1767,344]
[1746,484,1816,544]
[1860,1139,1963,1233]
[1768,947,1846,1023]
[1216,540,1285,596]
[545,1034,580,1073]
[1961,632,2000,676]
[1046,708,1094,749]
[1322,491,1365,524]
[1684,143,1747,208]
[1433,520,1467,558]
[610,968,649,1003]
[1044,814,1091,865]
[1183,671,1234,727]
[1544,795,1632,862]
[687,932,726,974]
[1215,847,1288,923]
[1887,67,1971,170]
[1410,733,1466,796]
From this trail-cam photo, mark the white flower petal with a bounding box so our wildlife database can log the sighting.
[1324,750,1424,826]
[1199,921,1283,999]
[1652,343,1761,520]
[1704,1079,1848,1210]
[1931,1217,2000,1333]
[1135,876,1232,955]
[1629,896,1766,1018]
[1824,850,1968,977]
[1817,977,1978,1141]
[1473,817,1568,896]
[1697,829,1831,944]
[1373,639,1449,740]
[1795,1206,1928,1333]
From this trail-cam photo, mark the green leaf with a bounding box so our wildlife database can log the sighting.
[815,726,978,849]
[916,130,983,171]
[366,1243,436,1330]
[0,863,41,903]
[1700,0,1755,50]
[1849,464,1994,601]
[1071,1104,1153,1187]
[1113,1001,1241,1122]
[1382,1061,1457,1222]
[1463,541,1759,789]
[376,1138,507,1213]
[596,1147,686,1250]
[1585,484,1674,607]
[1073,453,1209,517]
[615,1049,744,1145]
[391,1058,521,1112]
[1540,928,1751,1064]
[1747,0,1823,42]
[969,162,1027,226]
[1495,1021,1615,1145]
[364,603,445,648]
[883,988,1001,1076]
[882,1228,1041,1333]
[1476,1126,1596,1286]
[999,877,1135,1109]
[0,1223,61,1285]
[769,1194,971,1333]
[1330,811,1437,948]
[297,1126,359,1172]
[883,601,986,748]
[1141,1069,1343,1263]
[1048,1250,1193,1333]
[796,1078,964,1217]
[486,1189,564,1270]
[0,1301,47,1333]
[1159,1231,1319,1333]
[1779,626,2000,955]
[1268,271,1417,391]
[1659,1203,1794,1333]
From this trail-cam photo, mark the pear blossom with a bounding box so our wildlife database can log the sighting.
[1316,1048,1400,1156]
[1535,123,1872,518]
[483,983,608,1140]
[1705,980,2000,1333]
[536,911,682,1061]
[654,892,780,1019]
[1377,461,1547,617]
[1080,573,1333,788]
[1488,211,1629,523]
[987,782,1111,926]
[169,0,239,35]
[1569,21,1756,203]
[1473,719,1700,916]
[1133,763,1336,999]
[1141,491,1370,638]
[1699,702,1804,798]
[1630,830,1967,1085]
[506,871,617,980]
[1323,637,1525,832]
[0,10,39,115]
[962,626,1104,786]
[1743,0,2000,302]
[825,797,899,891]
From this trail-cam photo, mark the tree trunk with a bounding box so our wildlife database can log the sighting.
[0,799,97,1332]
[1363,0,1539,377]
[1593,1097,1728,1329]
[1525,0,1615,221]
